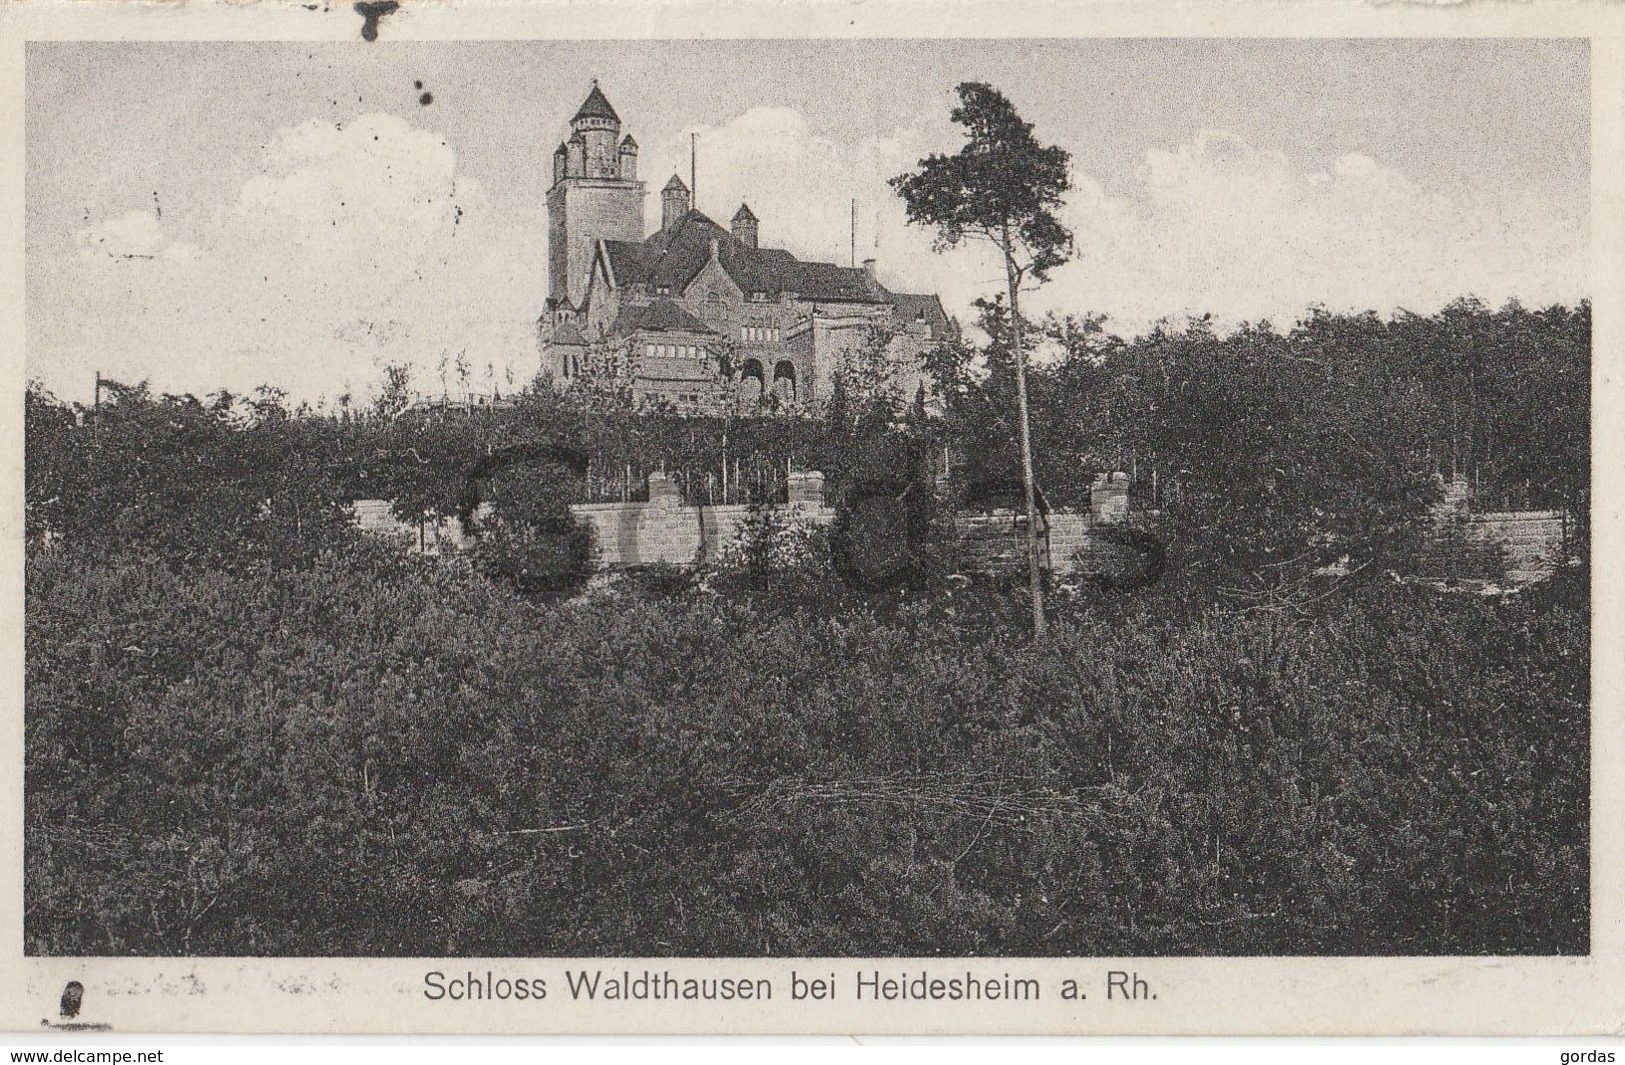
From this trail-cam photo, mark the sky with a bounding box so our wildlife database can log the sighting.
[25,39,1590,405]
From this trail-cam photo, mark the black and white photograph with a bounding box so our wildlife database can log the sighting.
[15,27,1595,995]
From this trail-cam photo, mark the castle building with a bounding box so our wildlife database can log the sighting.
[537,83,953,411]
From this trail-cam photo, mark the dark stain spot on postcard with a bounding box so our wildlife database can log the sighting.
[353,1,399,42]
[59,981,83,1019]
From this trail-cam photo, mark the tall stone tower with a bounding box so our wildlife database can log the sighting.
[546,82,645,311]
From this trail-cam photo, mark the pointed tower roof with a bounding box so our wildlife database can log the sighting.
[572,81,620,124]
[663,173,690,192]
[619,134,638,150]
[732,202,757,222]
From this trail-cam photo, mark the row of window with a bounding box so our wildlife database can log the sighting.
[645,343,706,360]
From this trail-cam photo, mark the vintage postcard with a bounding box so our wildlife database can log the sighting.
[0,0,1620,1038]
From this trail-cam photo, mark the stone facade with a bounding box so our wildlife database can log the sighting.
[543,83,645,313]
[536,84,954,411]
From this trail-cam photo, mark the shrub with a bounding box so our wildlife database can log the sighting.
[717,502,831,579]
[25,541,1587,957]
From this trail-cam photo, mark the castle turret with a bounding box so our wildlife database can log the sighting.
[572,80,621,178]
[662,174,691,232]
[545,82,646,310]
[565,133,586,179]
[618,135,638,181]
[731,203,758,249]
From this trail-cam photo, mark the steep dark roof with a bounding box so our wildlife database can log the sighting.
[611,299,719,337]
[888,291,954,341]
[603,240,656,288]
[573,84,619,124]
[619,134,638,150]
[601,210,880,303]
[663,174,690,192]
[732,202,757,222]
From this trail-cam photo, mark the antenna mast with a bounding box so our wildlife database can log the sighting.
[850,198,856,268]
[690,133,697,208]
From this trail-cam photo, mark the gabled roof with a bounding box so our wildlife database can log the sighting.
[732,203,757,223]
[602,240,657,289]
[663,174,690,193]
[611,299,719,337]
[573,83,619,124]
[599,210,881,303]
[888,291,954,341]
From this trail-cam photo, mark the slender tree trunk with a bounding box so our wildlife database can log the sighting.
[1003,227,1047,638]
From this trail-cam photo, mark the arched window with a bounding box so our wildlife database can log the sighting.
[773,360,797,403]
[740,358,765,402]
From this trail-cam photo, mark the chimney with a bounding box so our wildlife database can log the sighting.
[861,258,877,282]
[731,203,758,249]
[662,174,691,232]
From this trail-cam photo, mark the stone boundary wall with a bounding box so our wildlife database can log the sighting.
[949,510,1131,579]
[570,469,834,568]
[356,470,1573,583]
[353,469,1136,572]
[572,500,836,568]
[952,474,1131,578]
[1048,512,1096,576]
[1461,510,1569,582]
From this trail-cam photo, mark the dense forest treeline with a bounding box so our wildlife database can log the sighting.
[24,299,1590,956]
[27,298,1588,582]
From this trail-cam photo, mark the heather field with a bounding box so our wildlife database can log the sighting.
[24,301,1590,956]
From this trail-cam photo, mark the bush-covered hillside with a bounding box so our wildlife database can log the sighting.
[23,300,1590,956]
[25,545,1586,956]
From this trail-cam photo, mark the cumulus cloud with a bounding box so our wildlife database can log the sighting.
[50,113,541,404]
[42,107,1585,405]
[76,210,200,263]
[1046,130,1586,334]
[644,113,1586,341]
